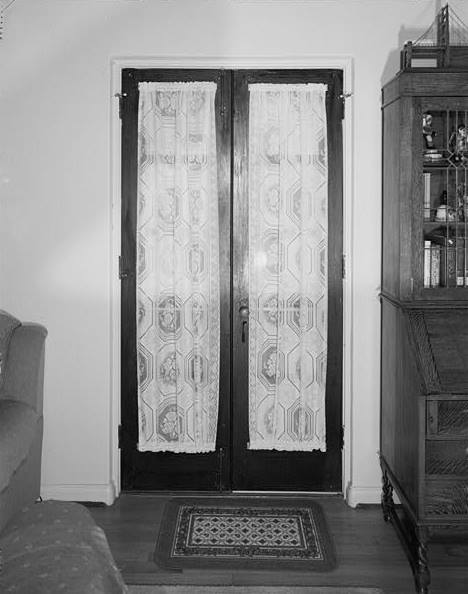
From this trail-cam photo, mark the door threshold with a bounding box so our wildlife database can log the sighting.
[121,490,229,497]
[120,490,342,497]
[232,490,342,496]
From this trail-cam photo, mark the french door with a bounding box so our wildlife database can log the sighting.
[120,68,343,492]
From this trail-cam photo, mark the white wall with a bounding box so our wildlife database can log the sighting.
[0,0,459,504]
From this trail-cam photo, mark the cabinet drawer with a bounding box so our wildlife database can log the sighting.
[426,440,468,475]
[427,400,468,437]
[425,479,468,517]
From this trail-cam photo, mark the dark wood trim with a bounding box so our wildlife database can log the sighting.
[380,459,431,593]
[382,71,468,107]
[120,68,232,491]
[121,68,344,492]
[231,69,344,491]
[380,291,468,310]
[120,69,139,479]
[231,69,249,490]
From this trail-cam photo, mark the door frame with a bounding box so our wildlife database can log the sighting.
[109,55,354,501]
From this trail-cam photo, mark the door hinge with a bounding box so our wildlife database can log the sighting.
[218,447,226,491]
[340,425,345,449]
[119,256,130,280]
[118,425,122,449]
[339,92,352,120]
[115,92,128,120]
[219,74,226,118]
[342,254,346,279]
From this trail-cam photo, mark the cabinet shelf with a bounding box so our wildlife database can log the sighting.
[425,473,468,480]
[426,433,468,441]
[424,157,468,170]
[424,160,452,170]
[423,222,467,229]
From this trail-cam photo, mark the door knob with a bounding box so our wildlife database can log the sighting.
[239,306,249,343]
[239,305,249,318]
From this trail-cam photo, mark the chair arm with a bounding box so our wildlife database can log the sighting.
[1,323,47,413]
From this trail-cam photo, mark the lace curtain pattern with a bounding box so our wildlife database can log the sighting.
[136,82,220,453]
[248,83,328,452]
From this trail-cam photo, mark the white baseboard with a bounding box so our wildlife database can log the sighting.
[41,482,117,506]
[345,484,382,507]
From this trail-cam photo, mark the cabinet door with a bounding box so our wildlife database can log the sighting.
[417,98,468,299]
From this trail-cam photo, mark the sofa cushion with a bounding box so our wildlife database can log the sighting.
[0,312,21,390]
[0,500,128,593]
[0,400,39,493]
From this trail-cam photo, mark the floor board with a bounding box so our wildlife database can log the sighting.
[87,493,468,594]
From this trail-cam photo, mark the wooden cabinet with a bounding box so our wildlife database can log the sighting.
[381,71,468,594]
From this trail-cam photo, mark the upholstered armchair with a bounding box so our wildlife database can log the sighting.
[0,310,47,532]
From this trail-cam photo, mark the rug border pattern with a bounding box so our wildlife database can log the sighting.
[155,497,336,572]
[172,505,324,560]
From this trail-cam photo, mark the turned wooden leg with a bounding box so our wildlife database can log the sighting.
[415,526,431,594]
[381,469,394,522]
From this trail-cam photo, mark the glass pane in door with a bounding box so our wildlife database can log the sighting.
[247,84,329,452]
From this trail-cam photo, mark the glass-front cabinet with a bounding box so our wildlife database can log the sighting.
[381,71,468,594]
[381,8,468,592]
[422,104,468,291]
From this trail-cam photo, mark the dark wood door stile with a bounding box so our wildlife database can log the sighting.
[120,69,232,491]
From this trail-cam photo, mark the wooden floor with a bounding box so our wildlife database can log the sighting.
[88,493,468,594]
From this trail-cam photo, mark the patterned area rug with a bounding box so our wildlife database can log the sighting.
[155,498,336,571]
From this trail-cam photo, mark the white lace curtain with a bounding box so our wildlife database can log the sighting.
[136,82,220,453]
[248,83,328,452]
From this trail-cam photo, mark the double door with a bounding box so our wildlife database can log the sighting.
[120,68,343,492]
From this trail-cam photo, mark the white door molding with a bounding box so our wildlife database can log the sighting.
[109,54,354,502]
